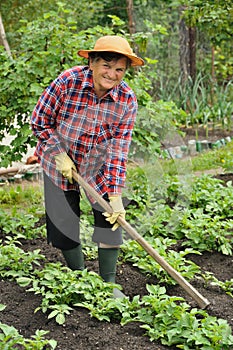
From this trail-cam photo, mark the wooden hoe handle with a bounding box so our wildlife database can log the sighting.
[72,170,210,309]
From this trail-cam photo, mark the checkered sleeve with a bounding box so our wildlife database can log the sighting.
[106,97,137,195]
[31,77,66,157]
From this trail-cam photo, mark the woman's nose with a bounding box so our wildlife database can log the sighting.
[106,69,116,79]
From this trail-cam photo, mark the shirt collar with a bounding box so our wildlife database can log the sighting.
[80,67,93,90]
[109,86,119,102]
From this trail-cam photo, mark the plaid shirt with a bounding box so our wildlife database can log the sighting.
[31,65,137,199]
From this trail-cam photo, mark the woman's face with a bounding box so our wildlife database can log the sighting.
[89,57,127,98]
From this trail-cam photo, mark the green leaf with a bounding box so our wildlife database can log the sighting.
[16,277,32,287]
[0,304,6,311]
[0,323,19,337]
[48,310,59,319]
[48,339,58,349]
[56,313,66,325]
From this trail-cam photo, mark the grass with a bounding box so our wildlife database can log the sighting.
[0,183,44,212]
[158,140,233,175]
[192,141,233,171]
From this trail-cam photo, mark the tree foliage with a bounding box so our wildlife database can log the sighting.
[0,0,233,166]
[183,0,233,44]
[0,4,169,166]
[0,0,107,47]
[183,0,233,80]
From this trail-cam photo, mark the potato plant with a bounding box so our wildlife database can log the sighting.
[0,304,57,350]
[1,175,233,348]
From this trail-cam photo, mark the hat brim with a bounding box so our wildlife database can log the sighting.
[77,49,144,67]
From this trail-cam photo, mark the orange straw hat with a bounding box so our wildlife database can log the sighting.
[78,35,144,67]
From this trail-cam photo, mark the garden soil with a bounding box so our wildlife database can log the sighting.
[0,236,232,350]
[0,127,233,350]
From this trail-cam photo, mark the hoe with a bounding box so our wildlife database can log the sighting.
[72,170,210,309]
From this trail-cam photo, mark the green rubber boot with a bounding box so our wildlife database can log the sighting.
[98,247,126,298]
[62,244,85,271]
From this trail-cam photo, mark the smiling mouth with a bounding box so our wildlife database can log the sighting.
[104,77,114,83]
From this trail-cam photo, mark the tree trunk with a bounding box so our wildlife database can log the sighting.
[126,0,135,35]
[179,12,189,84]
[189,26,196,81]
[211,46,215,81]
[179,7,196,84]
[0,13,12,59]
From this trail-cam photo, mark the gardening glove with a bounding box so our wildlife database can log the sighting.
[54,152,76,184]
[103,195,125,231]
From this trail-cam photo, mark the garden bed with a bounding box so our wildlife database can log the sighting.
[1,127,233,349]
[0,232,232,350]
[1,167,233,350]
